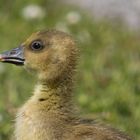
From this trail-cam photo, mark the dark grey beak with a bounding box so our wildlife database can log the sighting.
[0,46,25,66]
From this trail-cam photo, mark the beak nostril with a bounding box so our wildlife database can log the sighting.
[10,51,16,55]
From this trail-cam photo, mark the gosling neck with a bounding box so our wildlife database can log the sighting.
[32,74,75,115]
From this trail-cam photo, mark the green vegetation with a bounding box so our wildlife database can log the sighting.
[0,0,139,139]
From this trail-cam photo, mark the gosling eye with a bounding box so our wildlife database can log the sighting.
[30,40,44,51]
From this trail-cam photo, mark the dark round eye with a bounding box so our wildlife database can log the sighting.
[30,40,44,51]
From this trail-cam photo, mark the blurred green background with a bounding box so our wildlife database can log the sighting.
[0,0,139,139]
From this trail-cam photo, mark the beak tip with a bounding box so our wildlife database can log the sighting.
[0,54,6,62]
[0,55,3,61]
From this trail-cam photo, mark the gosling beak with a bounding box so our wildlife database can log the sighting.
[0,46,25,66]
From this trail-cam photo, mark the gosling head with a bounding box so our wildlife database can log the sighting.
[0,30,78,83]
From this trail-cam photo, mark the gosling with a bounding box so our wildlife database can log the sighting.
[0,30,132,140]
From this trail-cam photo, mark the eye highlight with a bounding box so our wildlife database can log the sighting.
[30,40,44,51]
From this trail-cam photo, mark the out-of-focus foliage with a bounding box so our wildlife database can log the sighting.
[0,0,139,140]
